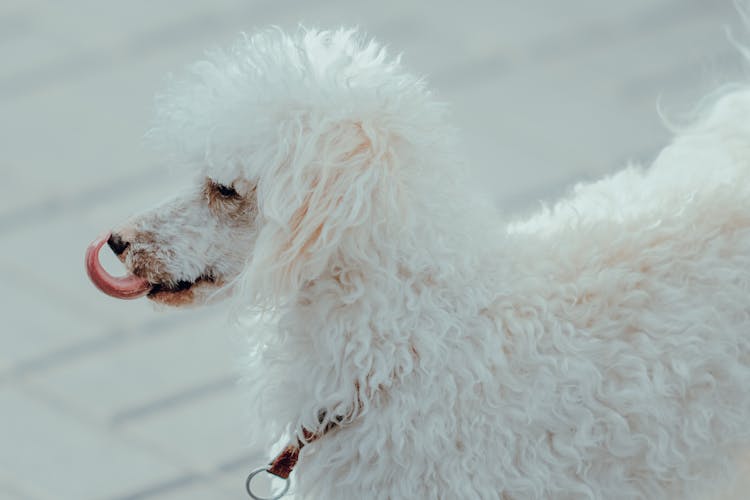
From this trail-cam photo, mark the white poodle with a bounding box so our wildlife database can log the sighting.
[86,28,750,499]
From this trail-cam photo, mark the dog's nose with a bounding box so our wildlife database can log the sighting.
[107,233,130,256]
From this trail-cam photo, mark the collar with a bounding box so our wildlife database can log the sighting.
[268,420,339,479]
[246,415,343,499]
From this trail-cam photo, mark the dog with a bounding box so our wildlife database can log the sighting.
[86,28,750,499]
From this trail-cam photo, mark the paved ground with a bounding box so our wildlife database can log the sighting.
[0,1,747,499]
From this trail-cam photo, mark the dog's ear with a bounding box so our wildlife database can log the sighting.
[247,118,399,301]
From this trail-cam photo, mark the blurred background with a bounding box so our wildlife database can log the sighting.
[0,1,746,499]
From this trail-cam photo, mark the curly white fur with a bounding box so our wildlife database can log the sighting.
[129,28,750,499]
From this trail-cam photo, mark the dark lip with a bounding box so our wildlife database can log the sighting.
[146,274,216,297]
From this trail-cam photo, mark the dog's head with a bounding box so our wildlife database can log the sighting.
[87,28,453,307]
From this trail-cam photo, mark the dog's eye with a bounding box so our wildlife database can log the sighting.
[216,183,238,198]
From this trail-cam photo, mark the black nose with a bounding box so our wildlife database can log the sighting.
[107,233,130,256]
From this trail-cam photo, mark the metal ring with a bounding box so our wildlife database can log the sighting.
[245,467,291,500]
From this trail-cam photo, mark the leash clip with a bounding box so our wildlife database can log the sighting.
[245,467,291,500]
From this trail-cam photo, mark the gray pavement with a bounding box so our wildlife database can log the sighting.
[0,1,746,498]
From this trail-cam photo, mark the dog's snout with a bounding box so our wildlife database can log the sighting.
[108,233,130,256]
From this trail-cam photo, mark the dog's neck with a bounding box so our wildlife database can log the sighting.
[245,214,508,459]
[292,241,499,401]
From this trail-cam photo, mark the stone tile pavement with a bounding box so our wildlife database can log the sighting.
[0,1,747,498]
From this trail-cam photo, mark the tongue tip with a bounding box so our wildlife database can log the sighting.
[85,231,151,300]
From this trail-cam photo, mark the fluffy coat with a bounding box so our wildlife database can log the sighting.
[134,28,750,499]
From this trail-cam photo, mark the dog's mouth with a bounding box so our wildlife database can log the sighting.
[85,232,219,305]
[147,277,209,296]
[146,274,217,305]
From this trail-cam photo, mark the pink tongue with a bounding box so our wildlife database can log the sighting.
[85,232,151,299]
